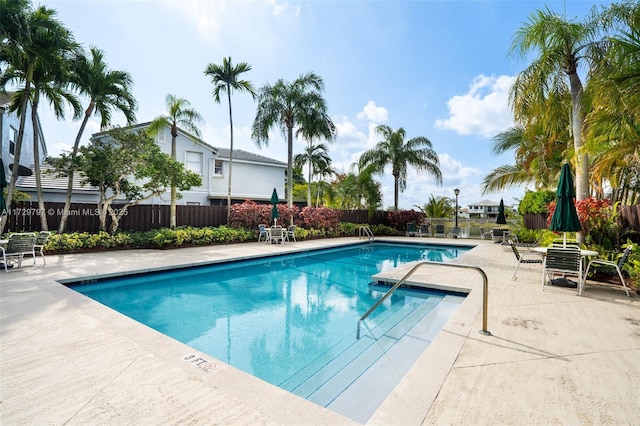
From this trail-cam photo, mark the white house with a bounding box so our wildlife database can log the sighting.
[1,92,47,182]
[16,121,287,206]
[467,199,501,219]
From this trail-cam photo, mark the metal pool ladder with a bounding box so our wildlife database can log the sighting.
[357,261,491,338]
[359,226,374,242]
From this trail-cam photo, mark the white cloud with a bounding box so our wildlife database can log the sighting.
[434,74,514,139]
[356,100,388,123]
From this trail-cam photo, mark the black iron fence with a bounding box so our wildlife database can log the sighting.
[3,201,389,233]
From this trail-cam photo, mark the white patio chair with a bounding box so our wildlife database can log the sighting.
[584,245,632,297]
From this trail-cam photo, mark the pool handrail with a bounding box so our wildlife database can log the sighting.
[359,226,374,242]
[357,261,490,338]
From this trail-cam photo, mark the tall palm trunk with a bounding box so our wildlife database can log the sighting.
[286,124,294,209]
[307,159,312,207]
[59,102,94,233]
[31,92,48,230]
[2,70,32,235]
[170,125,178,229]
[226,86,233,224]
[568,68,587,244]
[393,172,400,212]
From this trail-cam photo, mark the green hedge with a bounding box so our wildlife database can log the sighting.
[42,223,403,253]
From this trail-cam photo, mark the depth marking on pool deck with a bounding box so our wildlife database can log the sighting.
[183,354,220,373]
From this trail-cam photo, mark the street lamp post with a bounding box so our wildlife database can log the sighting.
[454,188,460,229]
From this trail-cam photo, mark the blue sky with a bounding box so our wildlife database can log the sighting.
[36,0,612,210]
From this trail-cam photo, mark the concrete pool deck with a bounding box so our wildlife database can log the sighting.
[1,237,638,425]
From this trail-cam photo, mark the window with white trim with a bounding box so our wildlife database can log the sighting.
[157,129,166,143]
[9,126,17,156]
[185,151,203,175]
[214,159,223,176]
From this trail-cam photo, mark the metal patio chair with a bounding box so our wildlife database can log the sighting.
[508,239,543,280]
[584,245,632,297]
[542,246,583,292]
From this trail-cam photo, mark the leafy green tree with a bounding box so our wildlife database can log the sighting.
[59,47,137,233]
[252,72,332,211]
[204,57,256,222]
[358,125,442,211]
[48,128,201,234]
[147,95,202,229]
[517,190,556,215]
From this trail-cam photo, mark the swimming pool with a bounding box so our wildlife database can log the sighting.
[69,242,468,422]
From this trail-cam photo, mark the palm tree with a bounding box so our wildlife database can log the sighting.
[57,47,137,232]
[252,72,332,210]
[585,3,640,204]
[295,109,337,206]
[415,195,455,219]
[358,125,442,211]
[204,57,256,223]
[28,50,82,230]
[0,5,73,234]
[147,95,202,229]
[509,6,609,204]
[293,142,332,206]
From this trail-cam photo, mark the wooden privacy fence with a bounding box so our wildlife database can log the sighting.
[3,201,388,233]
[524,206,640,233]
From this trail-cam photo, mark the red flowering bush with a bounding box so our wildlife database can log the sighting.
[387,209,426,231]
[546,197,619,248]
[300,206,340,231]
[229,200,271,228]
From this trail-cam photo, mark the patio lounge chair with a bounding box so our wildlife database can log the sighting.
[269,226,284,244]
[508,239,543,280]
[28,231,51,266]
[1,232,37,272]
[434,224,445,237]
[542,246,583,292]
[447,227,461,238]
[480,227,492,240]
[419,224,431,237]
[406,223,418,237]
[584,245,632,297]
[258,224,268,242]
[285,225,296,242]
[492,228,505,243]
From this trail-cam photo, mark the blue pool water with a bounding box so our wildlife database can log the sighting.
[70,242,468,422]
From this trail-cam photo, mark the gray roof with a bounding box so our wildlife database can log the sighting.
[468,199,500,207]
[92,121,219,154]
[214,147,286,166]
[16,165,98,192]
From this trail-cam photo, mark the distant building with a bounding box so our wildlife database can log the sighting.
[467,200,501,219]
[17,121,287,206]
[1,92,47,182]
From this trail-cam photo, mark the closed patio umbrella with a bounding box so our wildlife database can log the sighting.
[496,199,507,225]
[550,163,582,246]
[270,188,280,226]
